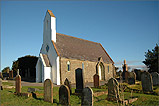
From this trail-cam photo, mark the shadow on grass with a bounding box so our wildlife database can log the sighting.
[53,99,59,105]
[31,92,43,100]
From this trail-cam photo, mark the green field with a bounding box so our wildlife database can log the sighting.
[0,81,159,106]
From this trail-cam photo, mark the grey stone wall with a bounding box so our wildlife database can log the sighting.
[60,57,114,84]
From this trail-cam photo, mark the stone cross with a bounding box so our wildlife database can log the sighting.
[93,74,99,88]
[15,75,21,95]
[141,72,153,93]
[44,79,53,103]
[75,68,85,93]
[59,85,70,106]
[108,78,120,101]
[64,78,72,95]
[151,72,159,86]
[81,87,93,106]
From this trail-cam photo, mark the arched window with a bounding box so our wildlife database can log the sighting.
[46,45,49,52]
[67,61,70,71]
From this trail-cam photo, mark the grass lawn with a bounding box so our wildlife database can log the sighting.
[0,81,159,106]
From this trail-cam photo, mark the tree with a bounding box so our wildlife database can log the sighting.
[143,44,158,73]
[12,55,38,79]
[1,67,10,73]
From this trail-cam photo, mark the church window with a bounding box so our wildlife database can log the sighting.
[46,45,49,52]
[108,66,109,73]
[67,61,70,71]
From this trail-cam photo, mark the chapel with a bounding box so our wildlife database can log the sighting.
[36,10,115,85]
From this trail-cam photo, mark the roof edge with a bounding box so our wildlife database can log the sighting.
[47,10,55,17]
[52,41,60,56]
[99,43,114,64]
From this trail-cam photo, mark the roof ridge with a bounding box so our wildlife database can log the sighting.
[56,33,100,45]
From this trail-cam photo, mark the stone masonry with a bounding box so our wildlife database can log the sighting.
[60,57,115,84]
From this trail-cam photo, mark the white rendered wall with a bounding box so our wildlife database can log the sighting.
[40,11,59,85]
[56,56,60,85]
[36,58,43,82]
[43,67,51,82]
[51,17,56,42]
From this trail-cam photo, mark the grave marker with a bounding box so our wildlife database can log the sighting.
[151,72,159,86]
[93,74,99,88]
[44,79,53,103]
[108,78,120,101]
[15,75,21,95]
[81,87,93,106]
[64,78,72,94]
[59,85,70,106]
[141,72,153,93]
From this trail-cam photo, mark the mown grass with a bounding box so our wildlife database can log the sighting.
[1,81,159,106]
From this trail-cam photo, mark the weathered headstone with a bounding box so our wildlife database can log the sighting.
[0,78,3,90]
[44,79,53,103]
[141,72,153,93]
[75,68,84,93]
[81,87,93,106]
[134,69,142,81]
[151,72,159,86]
[93,74,99,88]
[59,85,70,106]
[128,72,136,84]
[9,70,13,79]
[64,78,72,95]
[15,75,21,95]
[108,78,120,101]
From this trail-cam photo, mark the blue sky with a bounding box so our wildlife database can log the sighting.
[1,1,159,71]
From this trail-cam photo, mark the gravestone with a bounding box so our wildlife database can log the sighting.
[151,72,159,86]
[75,68,84,93]
[15,75,21,95]
[44,79,53,103]
[0,78,3,90]
[64,78,72,95]
[134,69,142,81]
[93,74,99,88]
[59,85,70,106]
[128,72,136,84]
[108,78,120,101]
[141,72,153,93]
[9,70,13,79]
[81,87,93,106]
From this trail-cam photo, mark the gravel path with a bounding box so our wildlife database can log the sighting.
[6,80,107,87]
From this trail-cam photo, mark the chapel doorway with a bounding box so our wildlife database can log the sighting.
[98,62,105,80]
[75,68,84,93]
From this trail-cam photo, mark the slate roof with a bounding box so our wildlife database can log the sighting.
[42,54,51,67]
[52,33,114,64]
